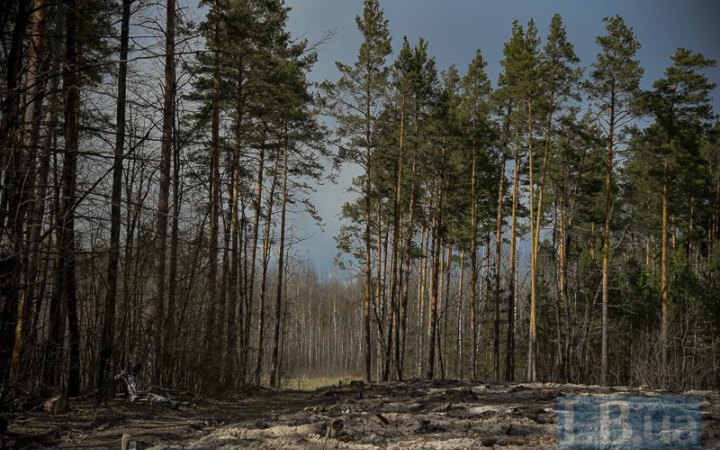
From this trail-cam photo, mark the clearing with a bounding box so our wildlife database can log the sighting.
[2,381,719,449]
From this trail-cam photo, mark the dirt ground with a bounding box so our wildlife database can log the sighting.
[2,381,719,449]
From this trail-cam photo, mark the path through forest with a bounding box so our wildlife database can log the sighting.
[3,381,719,449]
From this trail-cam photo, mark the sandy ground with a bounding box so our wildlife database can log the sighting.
[2,381,719,449]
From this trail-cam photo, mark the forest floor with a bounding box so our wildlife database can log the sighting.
[2,380,720,449]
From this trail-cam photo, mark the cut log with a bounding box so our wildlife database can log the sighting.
[43,395,67,415]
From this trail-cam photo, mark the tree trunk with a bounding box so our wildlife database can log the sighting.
[427,165,444,379]
[527,102,538,382]
[9,0,49,386]
[205,0,221,383]
[153,0,176,383]
[427,218,440,380]
[470,142,480,381]
[0,0,32,386]
[660,161,669,376]
[54,0,81,394]
[493,154,506,381]
[167,105,182,383]
[254,145,280,386]
[363,84,374,383]
[270,133,289,388]
[224,59,244,386]
[417,224,429,377]
[601,90,615,386]
[506,139,520,382]
[388,95,405,381]
[244,141,266,384]
[97,0,130,398]
[397,145,416,379]
[558,194,571,381]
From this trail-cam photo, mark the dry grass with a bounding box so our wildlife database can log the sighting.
[281,375,360,391]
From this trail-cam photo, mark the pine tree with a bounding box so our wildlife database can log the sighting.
[496,19,540,381]
[587,15,642,385]
[633,48,715,377]
[323,0,391,383]
[536,13,582,381]
[459,49,494,380]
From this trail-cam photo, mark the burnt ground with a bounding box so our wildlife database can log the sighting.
[2,381,719,449]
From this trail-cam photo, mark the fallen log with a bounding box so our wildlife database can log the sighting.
[114,371,178,408]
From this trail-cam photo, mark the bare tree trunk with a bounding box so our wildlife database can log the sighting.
[557,194,571,381]
[0,0,30,239]
[427,171,444,379]
[417,224,429,377]
[362,79,376,383]
[526,103,537,382]
[660,161,669,377]
[601,95,615,386]
[97,0,130,398]
[506,139,520,382]
[205,0,221,383]
[154,0,176,383]
[427,219,440,380]
[388,95,405,381]
[470,145,481,381]
[167,106,182,383]
[224,60,244,386]
[254,146,280,386]
[9,0,49,385]
[244,141,266,384]
[0,0,32,386]
[441,244,452,379]
[491,152,506,382]
[456,249,464,378]
[270,133,289,388]
[398,145,416,379]
[377,213,389,373]
[52,0,81,394]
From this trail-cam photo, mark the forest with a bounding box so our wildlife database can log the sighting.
[0,0,719,406]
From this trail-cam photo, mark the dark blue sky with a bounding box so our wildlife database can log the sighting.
[283,0,720,271]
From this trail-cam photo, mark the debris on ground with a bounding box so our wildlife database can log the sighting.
[1,381,718,449]
[42,395,68,415]
[115,370,178,409]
